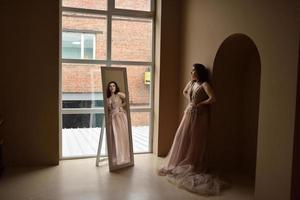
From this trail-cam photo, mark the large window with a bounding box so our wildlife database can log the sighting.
[61,0,155,159]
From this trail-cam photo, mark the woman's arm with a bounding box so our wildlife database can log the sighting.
[196,82,216,106]
[118,92,126,99]
[107,98,112,111]
[183,81,192,99]
[118,92,126,107]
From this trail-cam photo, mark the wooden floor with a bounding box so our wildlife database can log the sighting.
[62,126,149,158]
[0,154,255,200]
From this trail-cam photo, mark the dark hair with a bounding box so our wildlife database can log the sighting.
[193,63,209,82]
[106,81,120,98]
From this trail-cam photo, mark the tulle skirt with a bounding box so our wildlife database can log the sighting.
[158,104,227,195]
[111,111,131,165]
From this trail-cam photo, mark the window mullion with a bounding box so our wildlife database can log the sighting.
[107,0,113,67]
[93,35,96,59]
[151,0,155,12]
[62,7,108,15]
[81,34,84,59]
[111,10,154,18]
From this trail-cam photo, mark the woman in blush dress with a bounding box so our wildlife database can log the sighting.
[158,64,227,195]
[107,81,131,165]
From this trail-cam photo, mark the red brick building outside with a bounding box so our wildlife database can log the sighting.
[62,0,152,127]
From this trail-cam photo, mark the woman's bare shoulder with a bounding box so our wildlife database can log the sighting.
[201,81,211,88]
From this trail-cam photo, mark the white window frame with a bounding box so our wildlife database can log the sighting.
[59,0,156,159]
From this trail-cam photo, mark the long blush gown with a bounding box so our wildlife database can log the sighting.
[108,92,131,165]
[158,81,226,195]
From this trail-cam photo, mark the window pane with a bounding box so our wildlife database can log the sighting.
[63,114,104,128]
[112,16,152,62]
[62,0,107,10]
[62,119,107,157]
[115,0,151,11]
[63,99,103,109]
[83,34,95,59]
[112,65,151,107]
[131,112,150,153]
[62,32,81,59]
[62,63,103,96]
[62,63,106,158]
[62,12,107,60]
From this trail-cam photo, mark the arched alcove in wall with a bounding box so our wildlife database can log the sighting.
[208,33,261,183]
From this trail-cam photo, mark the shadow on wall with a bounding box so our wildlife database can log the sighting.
[291,37,300,200]
[208,33,261,184]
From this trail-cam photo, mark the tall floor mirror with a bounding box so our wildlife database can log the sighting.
[101,67,134,171]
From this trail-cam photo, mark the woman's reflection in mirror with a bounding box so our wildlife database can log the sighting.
[106,81,131,165]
